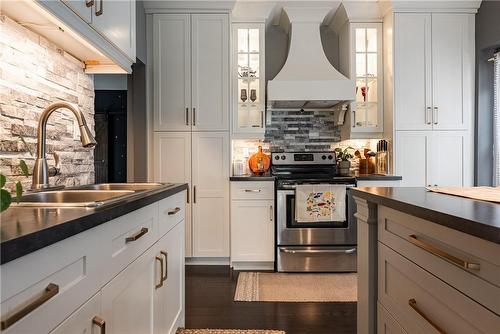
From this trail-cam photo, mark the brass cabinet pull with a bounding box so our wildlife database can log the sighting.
[160,251,168,282]
[185,107,189,125]
[155,255,164,289]
[433,107,438,125]
[244,189,261,193]
[167,207,181,215]
[426,107,432,124]
[193,107,196,126]
[186,186,190,204]
[95,0,103,16]
[408,234,480,270]
[409,298,446,334]
[261,110,264,128]
[85,0,94,7]
[0,283,59,330]
[193,185,197,204]
[125,227,149,243]
[352,110,356,127]
[269,205,273,222]
[92,316,106,334]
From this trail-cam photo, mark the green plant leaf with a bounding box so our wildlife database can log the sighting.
[19,160,29,177]
[0,174,5,188]
[15,181,23,204]
[1,189,12,212]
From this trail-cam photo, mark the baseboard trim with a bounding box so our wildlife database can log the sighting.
[231,261,275,271]
[185,257,230,265]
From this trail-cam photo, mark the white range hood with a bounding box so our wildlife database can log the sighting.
[267,6,355,109]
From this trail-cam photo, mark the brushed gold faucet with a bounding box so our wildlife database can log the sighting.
[32,101,97,190]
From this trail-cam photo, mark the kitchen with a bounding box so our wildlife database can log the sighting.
[0,1,499,334]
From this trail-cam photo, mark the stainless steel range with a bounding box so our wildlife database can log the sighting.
[272,152,357,272]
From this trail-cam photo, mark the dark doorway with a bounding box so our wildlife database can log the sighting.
[94,90,127,183]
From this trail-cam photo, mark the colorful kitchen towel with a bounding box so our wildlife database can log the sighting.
[295,184,346,222]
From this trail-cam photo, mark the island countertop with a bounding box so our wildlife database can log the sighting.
[0,183,188,264]
[351,187,500,245]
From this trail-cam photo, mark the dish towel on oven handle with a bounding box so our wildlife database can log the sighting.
[295,184,346,223]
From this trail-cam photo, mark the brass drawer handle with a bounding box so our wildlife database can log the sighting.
[167,207,181,215]
[244,189,261,193]
[160,251,168,282]
[125,227,149,243]
[0,283,59,330]
[155,255,164,289]
[92,316,106,334]
[85,0,94,7]
[95,0,103,16]
[409,298,446,334]
[408,234,480,270]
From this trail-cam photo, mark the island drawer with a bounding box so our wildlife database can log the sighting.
[377,302,407,334]
[378,206,500,314]
[0,228,104,334]
[158,191,186,236]
[378,242,500,333]
[231,181,274,200]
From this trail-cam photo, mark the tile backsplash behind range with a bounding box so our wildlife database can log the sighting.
[264,109,341,152]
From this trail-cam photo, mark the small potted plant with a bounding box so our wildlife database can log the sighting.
[334,147,354,176]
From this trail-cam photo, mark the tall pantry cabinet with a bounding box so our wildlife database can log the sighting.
[152,13,230,259]
[390,11,475,187]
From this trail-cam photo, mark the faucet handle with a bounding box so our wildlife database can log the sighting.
[48,152,61,177]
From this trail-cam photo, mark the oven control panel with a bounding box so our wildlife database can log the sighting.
[271,152,336,165]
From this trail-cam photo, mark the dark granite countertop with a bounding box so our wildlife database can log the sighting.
[230,174,275,181]
[355,174,403,181]
[0,183,188,264]
[351,187,500,245]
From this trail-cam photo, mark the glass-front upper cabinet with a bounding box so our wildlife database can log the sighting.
[350,23,383,133]
[232,23,265,137]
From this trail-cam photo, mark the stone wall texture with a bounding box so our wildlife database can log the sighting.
[0,15,95,190]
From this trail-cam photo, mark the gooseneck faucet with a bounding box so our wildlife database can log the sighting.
[32,101,97,190]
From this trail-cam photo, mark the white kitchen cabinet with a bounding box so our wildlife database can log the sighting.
[191,132,230,257]
[154,223,185,334]
[50,293,102,334]
[61,0,92,23]
[395,131,471,187]
[91,0,136,61]
[231,200,274,262]
[393,13,474,131]
[153,13,229,131]
[232,23,266,137]
[153,14,191,131]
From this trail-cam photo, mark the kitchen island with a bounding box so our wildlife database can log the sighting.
[0,183,187,334]
[352,187,500,334]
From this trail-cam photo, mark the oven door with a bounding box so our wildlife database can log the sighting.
[276,187,357,246]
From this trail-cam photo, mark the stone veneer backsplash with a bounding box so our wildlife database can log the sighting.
[0,15,95,190]
[264,109,341,152]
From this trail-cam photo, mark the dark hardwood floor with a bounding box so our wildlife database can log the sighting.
[185,266,356,334]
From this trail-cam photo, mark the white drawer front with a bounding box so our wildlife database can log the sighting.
[378,242,500,334]
[0,229,103,334]
[231,181,274,200]
[377,302,407,334]
[378,206,500,314]
[158,191,186,237]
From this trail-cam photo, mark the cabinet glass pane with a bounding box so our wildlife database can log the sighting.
[238,29,248,52]
[238,54,249,78]
[367,79,377,102]
[355,29,366,52]
[356,53,366,77]
[356,79,368,103]
[366,103,378,127]
[366,28,377,52]
[367,53,377,77]
[355,104,367,127]
[249,54,259,78]
[238,79,249,103]
[249,29,259,52]
[248,79,260,104]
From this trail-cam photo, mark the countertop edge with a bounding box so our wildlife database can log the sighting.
[1,184,188,264]
[351,188,500,245]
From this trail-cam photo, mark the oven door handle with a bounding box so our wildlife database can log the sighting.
[279,248,357,254]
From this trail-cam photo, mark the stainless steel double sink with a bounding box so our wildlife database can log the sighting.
[14,183,174,208]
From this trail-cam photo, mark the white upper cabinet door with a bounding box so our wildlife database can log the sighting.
[394,13,432,130]
[191,132,230,257]
[101,246,155,334]
[395,131,430,187]
[61,0,92,23]
[431,14,473,130]
[191,14,230,131]
[91,0,136,61]
[154,14,192,131]
[430,131,471,187]
[231,200,274,262]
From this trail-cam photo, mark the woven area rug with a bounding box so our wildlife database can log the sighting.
[234,272,357,302]
[177,330,285,334]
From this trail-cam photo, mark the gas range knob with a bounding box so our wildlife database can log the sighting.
[275,155,280,160]
[328,155,333,160]
[281,155,286,160]
[321,155,327,160]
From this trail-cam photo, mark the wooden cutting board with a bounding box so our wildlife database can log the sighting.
[426,187,500,203]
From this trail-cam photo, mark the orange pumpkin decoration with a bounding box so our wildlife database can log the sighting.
[248,146,270,175]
